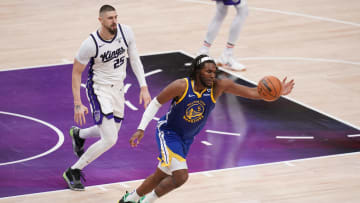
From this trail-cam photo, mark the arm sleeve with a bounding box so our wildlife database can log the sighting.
[123,25,147,87]
[137,97,162,131]
[75,36,97,65]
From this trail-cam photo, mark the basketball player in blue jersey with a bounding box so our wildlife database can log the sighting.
[198,0,248,71]
[63,5,151,191]
[119,55,294,203]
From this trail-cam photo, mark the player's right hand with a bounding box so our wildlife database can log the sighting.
[281,77,295,96]
[74,104,88,126]
[130,130,144,147]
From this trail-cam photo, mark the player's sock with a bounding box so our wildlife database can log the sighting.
[223,43,234,57]
[198,41,211,55]
[125,190,141,202]
[141,190,158,203]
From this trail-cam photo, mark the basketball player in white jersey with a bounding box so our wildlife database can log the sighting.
[63,5,151,191]
[198,0,248,71]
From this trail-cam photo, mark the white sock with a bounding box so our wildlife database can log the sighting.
[125,190,140,202]
[223,43,235,57]
[72,118,118,169]
[79,125,100,139]
[198,41,211,55]
[142,190,158,203]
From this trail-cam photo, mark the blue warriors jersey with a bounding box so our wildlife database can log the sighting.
[156,78,216,166]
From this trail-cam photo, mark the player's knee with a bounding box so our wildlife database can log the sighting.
[236,4,249,18]
[172,172,188,188]
[216,7,228,18]
[103,134,118,148]
[216,3,228,17]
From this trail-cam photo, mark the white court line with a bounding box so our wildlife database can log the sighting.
[347,134,360,138]
[153,117,160,121]
[142,49,187,57]
[194,151,360,175]
[251,7,360,27]
[97,186,107,191]
[4,151,359,200]
[201,172,214,177]
[239,57,360,66]
[61,59,72,63]
[124,83,131,93]
[0,111,64,166]
[145,69,163,77]
[276,136,314,140]
[125,100,138,111]
[118,183,130,188]
[201,141,213,146]
[179,0,360,27]
[0,62,73,72]
[0,50,186,71]
[206,129,241,136]
[284,162,295,167]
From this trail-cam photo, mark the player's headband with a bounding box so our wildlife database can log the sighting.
[198,56,215,66]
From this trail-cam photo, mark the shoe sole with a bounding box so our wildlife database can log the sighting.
[62,172,85,191]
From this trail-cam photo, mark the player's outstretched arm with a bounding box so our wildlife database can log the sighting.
[216,77,295,100]
[216,78,262,100]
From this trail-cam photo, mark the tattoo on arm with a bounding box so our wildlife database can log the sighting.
[75,105,81,111]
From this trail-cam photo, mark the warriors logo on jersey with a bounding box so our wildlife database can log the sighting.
[184,100,205,123]
[157,78,216,140]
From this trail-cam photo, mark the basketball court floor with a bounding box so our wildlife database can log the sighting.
[1,51,359,199]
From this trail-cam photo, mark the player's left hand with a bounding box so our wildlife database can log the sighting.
[139,86,151,109]
[129,130,144,147]
[281,77,295,96]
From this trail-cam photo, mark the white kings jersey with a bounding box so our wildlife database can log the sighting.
[75,24,146,87]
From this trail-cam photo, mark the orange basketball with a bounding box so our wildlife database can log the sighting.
[257,76,282,101]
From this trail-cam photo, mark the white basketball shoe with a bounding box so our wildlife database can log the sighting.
[216,54,246,71]
[196,47,209,57]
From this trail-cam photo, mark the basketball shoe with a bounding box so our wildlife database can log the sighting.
[216,53,246,71]
[137,196,146,203]
[63,168,85,191]
[196,49,209,57]
[69,126,85,157]
[118,191,138,203]
[196,41,211,56]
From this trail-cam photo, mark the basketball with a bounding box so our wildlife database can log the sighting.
[257,76,282,101]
